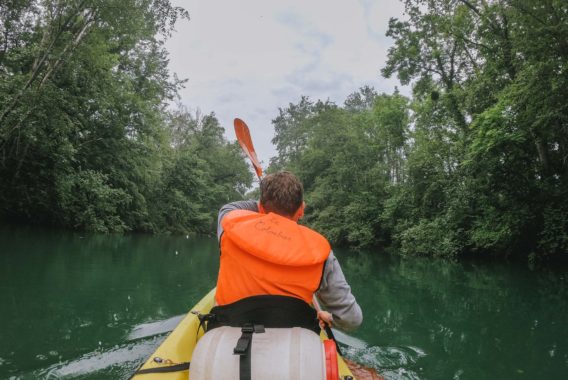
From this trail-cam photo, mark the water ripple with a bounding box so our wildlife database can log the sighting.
[21,337,162,379]
[127,314,185,341]
[343,344,426,380]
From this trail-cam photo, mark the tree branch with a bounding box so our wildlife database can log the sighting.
[38,11,96,88]
[0,0,90,125]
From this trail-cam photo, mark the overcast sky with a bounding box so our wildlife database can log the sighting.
[165,0,406,163]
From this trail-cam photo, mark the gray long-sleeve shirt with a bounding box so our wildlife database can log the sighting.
[217,200,363,331]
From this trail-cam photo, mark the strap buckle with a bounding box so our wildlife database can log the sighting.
[233,324,265,355]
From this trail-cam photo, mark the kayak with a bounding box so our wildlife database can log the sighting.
[130,288,355,379]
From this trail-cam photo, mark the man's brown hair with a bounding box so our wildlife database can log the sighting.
[260,171,303,217]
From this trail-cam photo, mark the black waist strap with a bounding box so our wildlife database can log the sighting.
[206,295,319,333]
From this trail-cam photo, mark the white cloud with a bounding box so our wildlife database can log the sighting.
[166,0,406,162]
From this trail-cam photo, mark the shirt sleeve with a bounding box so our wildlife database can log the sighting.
[217,200,259,241]
[316,250,363,331]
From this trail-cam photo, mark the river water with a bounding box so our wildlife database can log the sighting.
[1,226,567,379]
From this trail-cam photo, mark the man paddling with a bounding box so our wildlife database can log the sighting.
[213,171,362,332]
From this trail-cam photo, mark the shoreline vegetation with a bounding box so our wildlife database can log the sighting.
[1,1,566,262]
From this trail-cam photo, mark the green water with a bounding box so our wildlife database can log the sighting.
[1,227,567,379]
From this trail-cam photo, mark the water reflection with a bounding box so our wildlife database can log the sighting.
[335,249,568,379]
[0,227,218,379]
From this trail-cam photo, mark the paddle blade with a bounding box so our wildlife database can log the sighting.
[234,118,263,179]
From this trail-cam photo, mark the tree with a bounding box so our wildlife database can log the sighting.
[269,90,410,248]
[149,108,252,234]
[382,0,568,259]
[0,1,252,236]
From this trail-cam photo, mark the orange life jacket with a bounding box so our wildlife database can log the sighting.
[216,210,331,305]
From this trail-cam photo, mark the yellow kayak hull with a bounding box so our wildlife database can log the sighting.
[131,288,355,379]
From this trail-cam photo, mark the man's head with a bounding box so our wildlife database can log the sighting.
[259,171,304,220]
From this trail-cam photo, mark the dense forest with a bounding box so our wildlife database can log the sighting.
[269,0,568,260]
[0,0,252,234]
[1,0,566,260]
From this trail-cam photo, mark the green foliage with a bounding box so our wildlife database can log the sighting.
[269,89,409,248]
[0,1,251,235]
[398,217,462,258]
[148,109,252,234]
[539,204,568,256]
[57,170,130,233]
[379,0,568,260]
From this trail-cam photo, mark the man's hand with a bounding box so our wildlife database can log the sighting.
[317,310,334,329]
